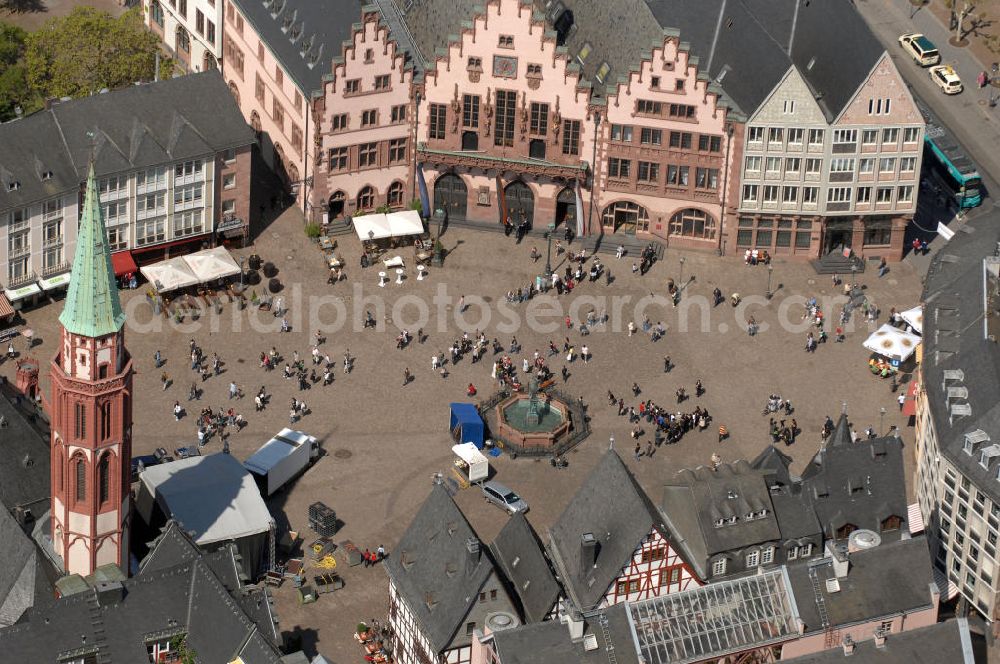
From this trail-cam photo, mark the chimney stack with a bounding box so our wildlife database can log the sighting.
[466,537,480,562]
[581,533,597,570]
[841,635,855,655]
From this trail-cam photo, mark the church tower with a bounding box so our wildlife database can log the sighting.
[49,163,132,576]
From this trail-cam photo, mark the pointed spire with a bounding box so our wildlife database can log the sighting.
[59,163,126,338]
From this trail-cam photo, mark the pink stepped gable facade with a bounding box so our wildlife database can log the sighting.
[311,10,416,220]
[596,33,739,251]
[417,0,595,231]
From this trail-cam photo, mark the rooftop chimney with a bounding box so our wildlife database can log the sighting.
[826,541,850,579]
[466,537,481,562]
[874,628,888,648]
[94,581,124,607]
[842,635,855,655]
[581,533,598,570]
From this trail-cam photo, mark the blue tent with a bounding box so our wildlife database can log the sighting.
[450,403,484,448]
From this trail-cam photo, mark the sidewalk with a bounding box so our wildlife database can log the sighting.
[857,0,1000,187]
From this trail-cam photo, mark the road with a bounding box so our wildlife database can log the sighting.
[858,0,1000,194]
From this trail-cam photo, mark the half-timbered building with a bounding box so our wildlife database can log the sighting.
[546,450,700,613]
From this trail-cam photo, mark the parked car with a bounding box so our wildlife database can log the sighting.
[898,33,941,66]
[930,65,963,94]
[174,446,199,459]
[482,481,529,514]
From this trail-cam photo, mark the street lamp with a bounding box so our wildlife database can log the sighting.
[851,263,858,293]
[880,407,887,436]
[609,435,615,451]
[679,256,686,288]
[545,222,556,277]
[766,264,774,300]
[239,256,245,288]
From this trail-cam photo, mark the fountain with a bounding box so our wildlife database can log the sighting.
[491,378,581,456]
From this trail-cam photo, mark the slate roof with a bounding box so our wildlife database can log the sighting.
[750,445,795,488]
[547,450,688,610]
[489,512,561,623]
[385,483,495,654]
[0,506,53,628]
[58,165,126,338]
[395,0,480,67]
[662,461,781,576]
[0,70,255,212]
[0,392,51,513]
[782,618,974,664]
[231,0,358,94]
[799,416,908,540]
[489,602,639,664]
[0,521,284,663]
[920,212,1000,503]
[545,0,885,120]
[785,537,935,633]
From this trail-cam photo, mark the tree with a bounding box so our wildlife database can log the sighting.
[943,0,976,45]
[23,6,173,102]
[0,21,36,120]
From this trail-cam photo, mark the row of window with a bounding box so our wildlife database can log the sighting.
[344,74,392,96]
[746,126,921,149]
[635,99,697,120]
[710,543,813,576]
[741,184,913,206]
[615,565,685,596]
[427,96,583,155]
[608,123,722,152]
[607,158,719,189]
[328,138,408,172]
[330,104,408,133]
[745,155,917,178]
[330,182,406,214]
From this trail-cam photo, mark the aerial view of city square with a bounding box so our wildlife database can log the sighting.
[0,0,999,662]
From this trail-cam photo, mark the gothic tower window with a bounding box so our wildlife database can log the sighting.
[98,454,110,505]
[75,457,86,502]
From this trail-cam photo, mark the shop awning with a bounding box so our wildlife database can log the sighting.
[4,283,40,303]
[863,324,921,362]
[900,306,923,334]
[140,257,199,293]
[111,251,138,277]
[908,502,925,535]
[353,210,425,241]
[38,273,72,291]
[183,246,241,282]
[216,216,245,233]
[903,380,919,418]
[0,293,13,319]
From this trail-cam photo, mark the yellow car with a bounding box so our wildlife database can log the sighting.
[929,65,963,94]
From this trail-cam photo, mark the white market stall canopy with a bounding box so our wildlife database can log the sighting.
[863,324,922,362]
[452,442,489,483]
[900,306,923,334]
[184,246,241,282]
[138,453,273,545]
[140,257,199,293]
[354,210,424,241]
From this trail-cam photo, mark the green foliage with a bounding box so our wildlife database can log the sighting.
[375,203,392,214]
[169,635,197,664]
[304,222,322,239]
[0,21,37,120]
[23,7,172,103]
[409,199,422,211]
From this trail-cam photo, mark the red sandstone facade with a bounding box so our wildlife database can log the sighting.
[48,321,133,576]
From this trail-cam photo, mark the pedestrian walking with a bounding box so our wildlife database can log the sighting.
[188,382,198,401]
[898,393,906,411]
[561,365,569,382]
[403,367,411,386]
[878,257,888,278]
[695,380,704,397]
[718,425,729,442]
[458,295,466,312]
[161,372,170,391]
[581,345,590,363]
[634,442,642,461]
[229,381,239,399]
[154,350,162,368]
[173,401,182,421]
[663,356,672,373]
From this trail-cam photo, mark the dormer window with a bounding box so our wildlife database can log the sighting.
[714,518,725,528]
[42,170,53,181]
[576,41,592,65]
[595,62,610,84]
[756,509,768,518]
[726,516,738,524]
[744,512,755,521]
[6,181,20,192]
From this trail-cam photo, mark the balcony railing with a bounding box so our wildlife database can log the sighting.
[7,271,37,289]
[41,262,70,278]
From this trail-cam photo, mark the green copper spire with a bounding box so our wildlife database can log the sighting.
[59,163,126,338]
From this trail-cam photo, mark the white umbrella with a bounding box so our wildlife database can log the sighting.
[899,306,923,334]
[863,324,922,362]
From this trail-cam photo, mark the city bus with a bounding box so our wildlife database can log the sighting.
[919,100,983,208]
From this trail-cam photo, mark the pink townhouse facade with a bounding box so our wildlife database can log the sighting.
[595,32,737,251]
[223,0,338,216]
[417,0,595,233]
[312,9,416,221]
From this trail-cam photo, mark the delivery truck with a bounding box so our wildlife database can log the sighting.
[244,428,320,496]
